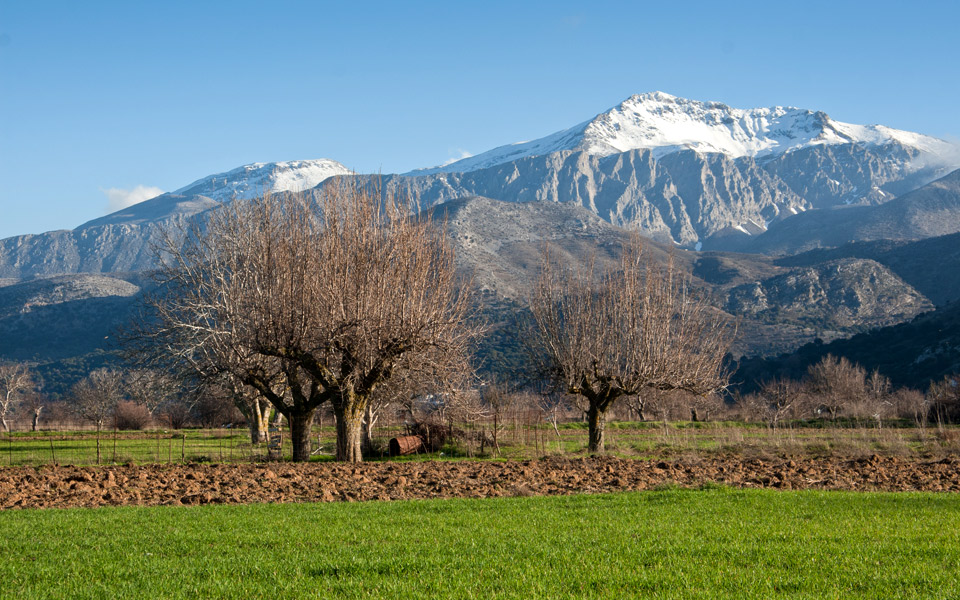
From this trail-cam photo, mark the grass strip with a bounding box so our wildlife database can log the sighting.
[1,488,958,599]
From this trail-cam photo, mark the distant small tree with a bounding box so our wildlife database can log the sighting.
[112,400,153,430]
[73,369,124,431]
[927,375,960,425]
[0,364,33,432]
[858,369,894,425]
[625,390,653,422]
[758,377,805,428]
[804,356,895,425]
[535,392,568,450]
[530,240,733,453]
[685,391,726,423]
[805,355,865,420]
[192,386,243,429]
[72,369,124,463]
[482,381,515,455]
[122,369,179,417]
[159,401,191,430]
[733,390,767,424]
[891,387,928,428]
[21,392,48,432]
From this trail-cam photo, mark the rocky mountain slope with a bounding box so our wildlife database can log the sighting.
[0,199,202,279]
[774,232,960,307]
[714,168,960,255]
[0,273,145,362]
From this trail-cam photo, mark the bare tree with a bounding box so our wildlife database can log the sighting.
[733,390,768,424]
[928,375,960,425]
[136,181,476,462]
[858,369,894,426]
[128,193,324,459]
[72,369,124,463]
[535,392,568,451]
[0,364,32,432]
[758,377,805,429]
[684,391,726,423]
[22,394,46,432]
[805,355,865,420]
[891,387,928,428]
[529,240,733,453]
[122,369,179,417]
[482,381,515,455]
[73,368,124,431]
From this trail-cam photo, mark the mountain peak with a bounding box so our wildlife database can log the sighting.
[626,90,680,103]
[174,158,351,202]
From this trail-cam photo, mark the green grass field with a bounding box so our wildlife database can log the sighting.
[1,488,958,599]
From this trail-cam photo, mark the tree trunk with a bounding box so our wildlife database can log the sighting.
[334,398,365,463]
[289,410,315,462]
[32,408,42,432]
[587,404,608,454]
[248,419,262,446]
[1,417,8,433]
[248,398,270,445]
[690,407,699,422]
[361,403,376,452]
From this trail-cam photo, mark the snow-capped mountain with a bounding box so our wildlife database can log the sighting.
[174,159,352,202]
[3,92,960,279]
[413,92,958,175]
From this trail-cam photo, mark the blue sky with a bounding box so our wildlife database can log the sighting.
[1,0,958,239]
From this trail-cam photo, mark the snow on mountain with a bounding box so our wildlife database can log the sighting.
[413,92,959,175]
[174,159,351,202]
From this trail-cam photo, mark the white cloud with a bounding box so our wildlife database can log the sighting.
[440,149,473,167]
[101,185,164,212]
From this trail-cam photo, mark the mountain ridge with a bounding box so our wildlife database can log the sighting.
[2,92,958,277]
[411,92,959,175]
[173,158,351,203]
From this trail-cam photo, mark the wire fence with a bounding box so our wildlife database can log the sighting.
[3,407,956,468]
[0,428,343,467]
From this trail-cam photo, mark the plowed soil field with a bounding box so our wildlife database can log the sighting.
[2,454,958,510]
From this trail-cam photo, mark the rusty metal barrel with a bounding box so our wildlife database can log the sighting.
[389,435,424,456]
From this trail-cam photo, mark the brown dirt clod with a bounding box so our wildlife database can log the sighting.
[0,454,957,510]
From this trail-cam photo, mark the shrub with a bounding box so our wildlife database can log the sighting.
[112,401,152,431]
